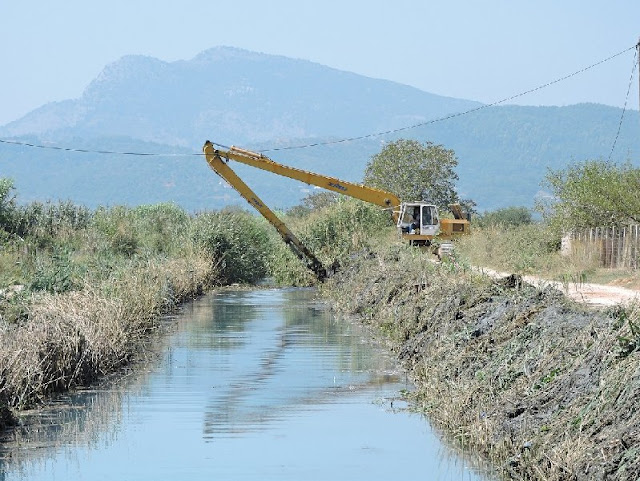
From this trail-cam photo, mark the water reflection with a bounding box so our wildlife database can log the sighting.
[202,289,401,438]
[0,288,491,481]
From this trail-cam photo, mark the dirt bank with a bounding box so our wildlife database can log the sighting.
[322,248,640,480]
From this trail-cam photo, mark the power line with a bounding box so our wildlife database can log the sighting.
[608,47,638,161]
[0,138,201,157]
[0,44,636,157]
[261,45,637,153]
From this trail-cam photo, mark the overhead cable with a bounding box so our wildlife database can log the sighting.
[608,48,638,161]
[261,45,637,153]
[0,138,200,157]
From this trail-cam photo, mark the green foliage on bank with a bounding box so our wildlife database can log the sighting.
[537,159,640,231]
[475,206,533,229]
[191,209,274,285]
[0,179,276,325]
[267,197,395,286]
[457,223,562,274]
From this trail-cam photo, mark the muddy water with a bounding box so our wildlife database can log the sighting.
[0,288,490,480]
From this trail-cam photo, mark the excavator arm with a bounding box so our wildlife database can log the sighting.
[202,140,470,278]
[202,141,327,280]
[203,141,401,220]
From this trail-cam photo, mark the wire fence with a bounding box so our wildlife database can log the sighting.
[568,225,640,269]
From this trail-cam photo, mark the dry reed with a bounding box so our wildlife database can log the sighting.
[0,252,214,425]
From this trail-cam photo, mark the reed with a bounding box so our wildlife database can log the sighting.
[0,183,275,428]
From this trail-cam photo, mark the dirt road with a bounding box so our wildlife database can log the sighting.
[476,267,640,307]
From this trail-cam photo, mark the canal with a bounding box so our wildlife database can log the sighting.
[0,288,490,480]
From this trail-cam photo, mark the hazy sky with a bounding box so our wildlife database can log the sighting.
[1,1,639,126]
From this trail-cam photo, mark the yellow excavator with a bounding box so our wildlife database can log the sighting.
[202,140,469,280]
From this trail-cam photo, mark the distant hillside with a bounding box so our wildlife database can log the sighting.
[0,47,638,212]
[410,103,640,209]
[0,47,479,147]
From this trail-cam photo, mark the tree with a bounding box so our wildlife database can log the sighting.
[363,139,460,209]
[536,160,640,230]
[286,191,339,218]
[0,178,17,234]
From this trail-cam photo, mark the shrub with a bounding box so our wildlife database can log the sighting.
[267,198,394,285]
[91,206,140,257]
[132,203,190,255]
[299,198,392,264]
[191,210,273,284]
[0,178,17,235]
[457,223,561,274]
[30,247,83,294]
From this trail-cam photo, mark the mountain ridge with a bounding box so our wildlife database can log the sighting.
[1,46,482,146]
[1,46,638,212]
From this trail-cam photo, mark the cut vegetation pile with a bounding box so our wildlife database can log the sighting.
[323,246,640,480]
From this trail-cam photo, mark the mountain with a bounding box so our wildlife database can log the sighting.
[1,47,479,147]
[1,47,639,212]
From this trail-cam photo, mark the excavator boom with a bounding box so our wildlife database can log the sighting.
[202,141,327,279]
[204,142,401,221]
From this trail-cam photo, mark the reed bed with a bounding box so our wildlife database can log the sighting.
[0,192,275,428]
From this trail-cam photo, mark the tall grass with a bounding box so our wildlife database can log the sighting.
[456,223,606,285]
[0,180,277,427]
[190,209,274,285]
[268,197,394,285]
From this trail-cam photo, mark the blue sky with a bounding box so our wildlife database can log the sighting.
[1,1,639,126]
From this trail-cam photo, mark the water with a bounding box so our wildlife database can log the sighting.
[0,288,490,480]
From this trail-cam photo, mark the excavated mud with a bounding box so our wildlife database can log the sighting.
[323,249,640,480]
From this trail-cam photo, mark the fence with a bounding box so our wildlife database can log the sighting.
[568,225,640,269]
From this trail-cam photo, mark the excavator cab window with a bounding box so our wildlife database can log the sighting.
[399,205,418,233]
[421,205,438,227]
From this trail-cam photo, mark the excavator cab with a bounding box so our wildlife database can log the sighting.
[397,202,440,245]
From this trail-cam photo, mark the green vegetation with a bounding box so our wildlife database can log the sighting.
[0,179,276,427]
[457,223,565,275]
[363,139,461,209]
[537,159,640,231]
[270,196,395,285]
[458,160,640,285]
[191,209,273,285]
[475,205,532,229]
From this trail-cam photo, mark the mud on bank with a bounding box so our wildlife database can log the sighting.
[322,247,640,480]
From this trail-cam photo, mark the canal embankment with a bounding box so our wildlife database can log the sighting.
[321,245,640,480]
